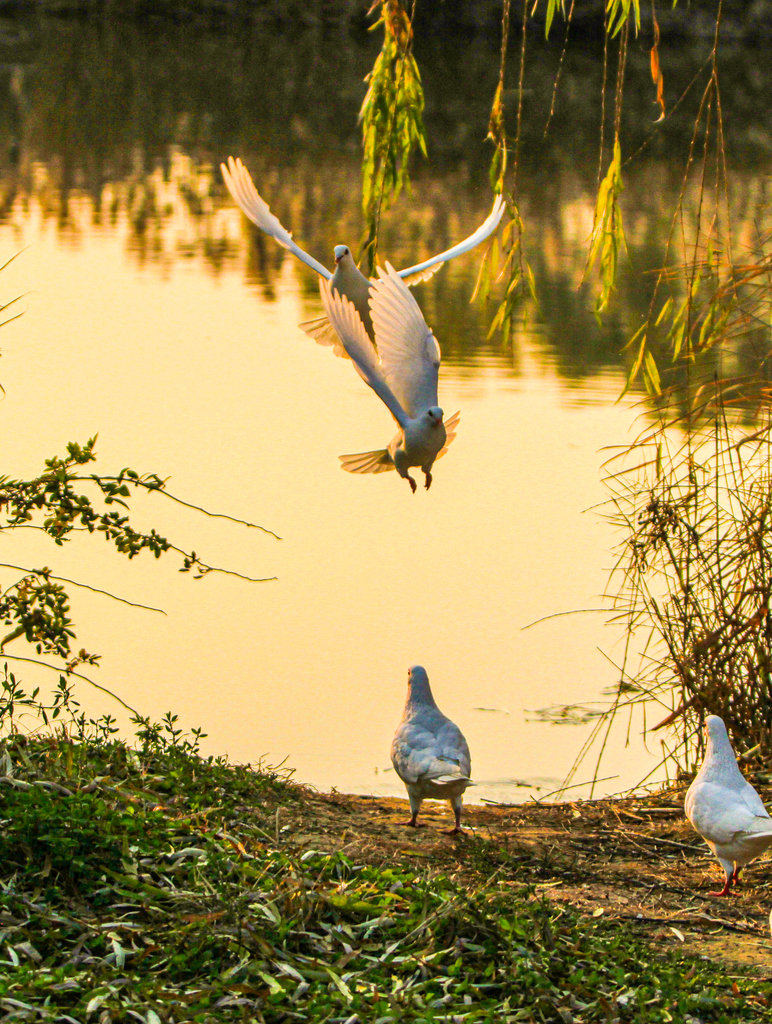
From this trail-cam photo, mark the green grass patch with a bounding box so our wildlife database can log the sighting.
[0,724,770,1023]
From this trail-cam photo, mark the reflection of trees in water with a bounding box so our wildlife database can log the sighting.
[0,18,771,387]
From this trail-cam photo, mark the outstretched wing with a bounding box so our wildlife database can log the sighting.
[396,195,506,284]
[370,262,440,418]
[319,278,409,429]
[221,156,332,281]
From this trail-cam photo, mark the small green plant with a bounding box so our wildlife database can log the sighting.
[131,708,208,756]
[0,663,78,730]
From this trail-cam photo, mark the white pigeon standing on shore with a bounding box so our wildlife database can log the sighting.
[684,715,772,896]
[320,264,459,491]
[220,156,505,349]
[390,665,473,834]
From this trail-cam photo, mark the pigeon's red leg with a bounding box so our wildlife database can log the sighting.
[407,474,417,493]
[441,805,465,836]
[424,470,433,490]
[708,871,733,897]
[401,814,426,828]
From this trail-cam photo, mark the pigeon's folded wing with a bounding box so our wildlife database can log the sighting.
[436,722,472,777]
[390,732,425,785]
[737,778,772,817]
[320,278,409,429]
[690,781,772,845]
[221,157,332,281]
[392,721,446,782]
[370,263,441,418]
[396,195,506,285]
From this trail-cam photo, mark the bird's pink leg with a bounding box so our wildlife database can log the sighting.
[708,867,735,897]
[401,813,425,828]
[441,806,464,837]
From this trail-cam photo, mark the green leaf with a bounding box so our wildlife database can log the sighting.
[586,135,626,320]
[654,297,673,327]
[643,349,661,395]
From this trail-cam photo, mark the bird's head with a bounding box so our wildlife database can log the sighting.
[334,245,352,266]
[405,663,430,696]
[705,715,728,743]
[407,665,433,703]
[426,407,444,428]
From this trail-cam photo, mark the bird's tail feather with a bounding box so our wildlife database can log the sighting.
[339,448,395,474]
[435,410,461,462]
[298,315,351,360]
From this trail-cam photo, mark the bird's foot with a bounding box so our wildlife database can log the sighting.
[709,866,740,896]
[401,819,425,828]
[407,475,417,493]
[424,471,433,490]
[441,826,465,837]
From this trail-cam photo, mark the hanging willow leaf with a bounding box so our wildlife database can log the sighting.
[606,0,641,38]
[586,135,626,321]
[487,80,507,193]
[544,0,565,38]
[477,3,535,344]
[620,325,647,398]
[654,297,673,327]
[359,0,427,273]
[643,349,661,395]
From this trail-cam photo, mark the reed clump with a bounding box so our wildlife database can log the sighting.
[602,400,772,774]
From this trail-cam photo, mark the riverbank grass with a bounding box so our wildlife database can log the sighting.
[1,721,771,1023]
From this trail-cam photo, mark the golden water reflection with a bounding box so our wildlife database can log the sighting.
[0,191,669,802]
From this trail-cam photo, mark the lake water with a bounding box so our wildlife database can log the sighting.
[1,15,768,802]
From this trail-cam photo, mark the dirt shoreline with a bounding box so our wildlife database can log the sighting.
[279,783,772,976]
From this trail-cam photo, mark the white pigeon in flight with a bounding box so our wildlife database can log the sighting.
[685,715,772,896]
[220,156,505,350]
[391,665,473,834]
[320,263,459,491]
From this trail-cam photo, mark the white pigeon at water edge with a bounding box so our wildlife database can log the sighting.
[684,715,772,896]
[390,665,473,834]
[220,156,505,350]
[320,263,459,492]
